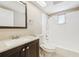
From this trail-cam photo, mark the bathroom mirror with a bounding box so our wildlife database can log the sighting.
[0,1,27,28]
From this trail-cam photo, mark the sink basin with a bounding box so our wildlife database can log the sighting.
[2,36,36,47]
[3,39,27,47]
[3,39,21,46]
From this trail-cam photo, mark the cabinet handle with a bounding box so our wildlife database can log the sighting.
[22,48,25,51]
[26,46,29,49]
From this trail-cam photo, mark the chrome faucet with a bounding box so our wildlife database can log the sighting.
[11,35,20,39]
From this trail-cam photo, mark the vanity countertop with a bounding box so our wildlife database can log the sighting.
[0,35,39,53]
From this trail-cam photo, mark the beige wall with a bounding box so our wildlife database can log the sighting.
[27,2,43,35]
[0,2,43,40]
[48,10,79,52]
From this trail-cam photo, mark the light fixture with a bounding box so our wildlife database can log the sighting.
[36,1,47,7]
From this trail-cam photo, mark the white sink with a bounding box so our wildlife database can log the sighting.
[3,39,21,46]
[2,36,36,47]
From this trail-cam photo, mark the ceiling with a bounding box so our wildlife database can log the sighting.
[0,1,78,15]
[29,1,79,15]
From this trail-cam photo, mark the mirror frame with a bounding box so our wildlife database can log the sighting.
[0,1,27,29]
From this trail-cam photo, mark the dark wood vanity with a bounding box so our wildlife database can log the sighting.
[0,39,39,57]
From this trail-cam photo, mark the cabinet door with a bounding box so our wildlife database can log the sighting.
[36,40,39,57]
[25,46,30,57]
[26,40,39,57]
[28,42,36,57]
[0,47,20,57]
[19,47,26,57]
[7,51,19,57]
